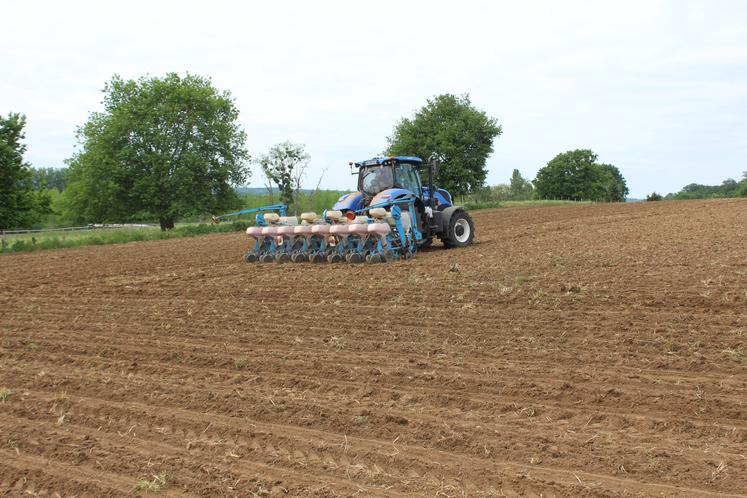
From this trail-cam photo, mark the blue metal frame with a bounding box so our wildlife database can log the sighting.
[348,194,422,260]
[217,203,288,222]
[359,195,423,242]
[226,204,288,263]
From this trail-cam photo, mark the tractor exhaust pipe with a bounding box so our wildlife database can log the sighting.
[428,161,436,211]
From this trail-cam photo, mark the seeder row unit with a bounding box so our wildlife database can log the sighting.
[244,197,422,264]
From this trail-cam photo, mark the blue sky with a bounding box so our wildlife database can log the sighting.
[2,0,746,198]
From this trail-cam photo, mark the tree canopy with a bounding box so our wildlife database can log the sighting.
[597,164,628,202]
[533,149,628,202]
[386,93,502,197]
[66,73,250,229]
[0,113,51,229]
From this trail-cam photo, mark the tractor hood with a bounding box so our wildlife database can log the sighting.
[332,188,418,212]
[332,191,364,211]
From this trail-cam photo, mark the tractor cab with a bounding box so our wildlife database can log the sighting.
[332,156,454,214]
[332,156,425,212]
[357,157,423,199]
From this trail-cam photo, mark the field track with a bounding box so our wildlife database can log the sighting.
[1,199,746,497]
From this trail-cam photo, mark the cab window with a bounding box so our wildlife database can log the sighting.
[394,164,421,195]
[360,166,393,195]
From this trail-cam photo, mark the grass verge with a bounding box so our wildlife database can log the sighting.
[1,221,249,255]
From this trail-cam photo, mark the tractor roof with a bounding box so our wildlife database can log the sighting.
[356,156,422,167]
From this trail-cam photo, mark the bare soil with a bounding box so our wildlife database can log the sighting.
[1,199,746,497]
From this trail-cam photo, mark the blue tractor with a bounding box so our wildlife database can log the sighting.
[236,156,474,263]
[332,156,474,250]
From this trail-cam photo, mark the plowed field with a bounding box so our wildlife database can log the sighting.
[1,199,746,497]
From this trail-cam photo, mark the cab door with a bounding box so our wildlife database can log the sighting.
[394,162,422,197]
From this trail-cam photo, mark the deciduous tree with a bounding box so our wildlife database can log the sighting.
[533,149,628,202]
[387,94,502,197]
[598,164,629,202]
[66,73,250,229]
[0,113,51,229]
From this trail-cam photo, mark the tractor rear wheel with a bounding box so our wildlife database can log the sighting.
[443,211,474,248]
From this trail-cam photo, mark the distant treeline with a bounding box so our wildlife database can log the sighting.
[30,166,68,191]
[647,174,747,201]
[666,178,746,199]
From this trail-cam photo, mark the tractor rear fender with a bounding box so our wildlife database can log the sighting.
[437,206,466,238]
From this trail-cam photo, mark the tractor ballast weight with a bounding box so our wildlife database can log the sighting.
[236,156,474,263]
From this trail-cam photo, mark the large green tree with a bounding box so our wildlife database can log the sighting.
[66,73,250,229]
[533,149,628,202]
[386,93,502,197]
[598,163,629,202]
[0,113,51,229]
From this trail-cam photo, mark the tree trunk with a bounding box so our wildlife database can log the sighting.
[159,217,175,231]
